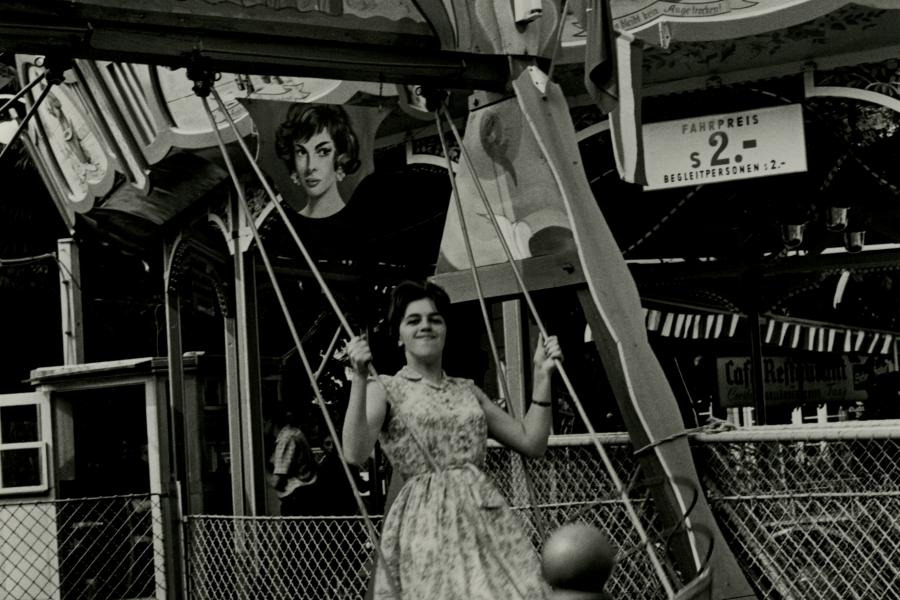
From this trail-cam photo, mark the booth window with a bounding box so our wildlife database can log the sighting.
[0,397,49,495]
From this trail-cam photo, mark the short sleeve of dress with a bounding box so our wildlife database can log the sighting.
[375,374,393,430]
[468,381,493,407]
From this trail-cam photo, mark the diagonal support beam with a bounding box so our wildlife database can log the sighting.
[511,68,756,599]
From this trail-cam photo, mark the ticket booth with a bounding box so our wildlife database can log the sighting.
[2,354,244,599]
[0,357,177,600]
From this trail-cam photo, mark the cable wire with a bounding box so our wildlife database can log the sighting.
[0,80,53,164]
[435,109,548,543]
[440,103,676,598]
[200,93,404,598]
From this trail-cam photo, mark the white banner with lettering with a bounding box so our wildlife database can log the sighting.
[643,104,807,190]
[716,355,872,408]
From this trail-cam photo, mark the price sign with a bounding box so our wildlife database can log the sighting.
[642,104,807,190]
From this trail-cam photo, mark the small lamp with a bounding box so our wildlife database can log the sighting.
[781,223,806,249]
[825,206,849,232]
[844,230,865,253]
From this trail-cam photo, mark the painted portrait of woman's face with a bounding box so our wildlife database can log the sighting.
[275,103,363,218]
[292,127,342,201]
[252,99,392,224]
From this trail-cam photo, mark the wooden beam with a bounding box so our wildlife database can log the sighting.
[435,245,900,313]
[502,300,526,419]
[514,72,754,598]
[57,238,84,365]
[0,4,511,90]
[629,248,900,283]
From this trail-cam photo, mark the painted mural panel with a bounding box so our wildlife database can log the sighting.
[72,0,433,39]
[561,0,894,45]
[435,92,576,272]
[245,99,387,221]
[19,59,117,217]
[242,97,450,281]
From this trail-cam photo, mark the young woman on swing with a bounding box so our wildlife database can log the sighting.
[343,280,562,599]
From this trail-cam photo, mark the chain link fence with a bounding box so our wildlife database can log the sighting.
[484,435,673,599]
[697,422,900,600]
[185,425,900,599]
[0,493,167,600]
[187,515,380,599]
[2,438,893,599]
[186,434,674,600]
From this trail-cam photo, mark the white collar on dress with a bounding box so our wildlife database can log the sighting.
[397,365,450,389]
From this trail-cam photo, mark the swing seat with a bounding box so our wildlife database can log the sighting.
[673,567,712,600]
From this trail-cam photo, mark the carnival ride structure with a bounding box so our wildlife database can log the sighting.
[1,1,900,599]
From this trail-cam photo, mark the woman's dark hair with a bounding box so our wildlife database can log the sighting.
[387,280,451,341]
[275,104,361,176]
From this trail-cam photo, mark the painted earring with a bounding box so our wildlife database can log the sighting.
[337,170,345,182]
[290,172,302,186]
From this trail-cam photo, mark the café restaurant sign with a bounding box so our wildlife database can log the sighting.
[717,356,864,408]
[643,104,807,191]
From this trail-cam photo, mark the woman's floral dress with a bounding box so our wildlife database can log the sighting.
[373,366,550,599]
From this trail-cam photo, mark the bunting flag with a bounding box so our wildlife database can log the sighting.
[855,330,866,352]
[642,308,896,355]
[867,333,881,355]
[657,312,671,337]
[791,325,802,349]
[673,313,686,337]
[684,314,695,337]
[714,314,724,338]
[583,0,646,185]
[704,314,715,338]
[608,31,646,185]
[728,314,740,337]
[778,322,790,346]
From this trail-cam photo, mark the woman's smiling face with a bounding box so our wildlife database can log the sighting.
[398,298,447,361]
[293,128,341,200]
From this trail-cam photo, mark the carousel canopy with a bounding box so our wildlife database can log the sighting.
[2,0,899,339]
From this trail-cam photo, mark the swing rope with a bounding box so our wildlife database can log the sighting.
[206,86,442,473]
[314,324,344,381]
[199,92,405,599]
[504,81,704,577]
[0,70,45,118]
[0,75,54,164]
[437,103,677,598]
[205,83,539,598]
[206,84,535,600]
[434,110,549,543]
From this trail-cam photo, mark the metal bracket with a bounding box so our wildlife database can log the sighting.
[42,55,73,85]
[526,65,548,96]
[185,51,217,98]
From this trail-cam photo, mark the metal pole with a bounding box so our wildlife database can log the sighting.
[746,267,767,425]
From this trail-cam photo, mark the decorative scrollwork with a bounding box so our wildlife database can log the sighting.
[818,59,900,99]
[166,241,191,292]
